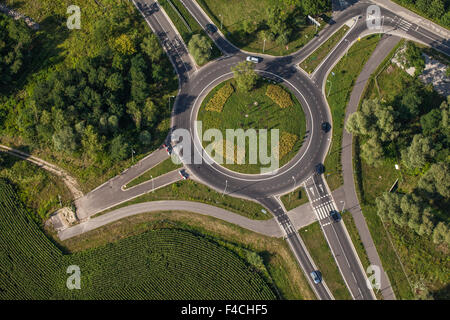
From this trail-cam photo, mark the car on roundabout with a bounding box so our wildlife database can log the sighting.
[246,56,261,63]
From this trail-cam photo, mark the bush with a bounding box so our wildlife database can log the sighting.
[266,84,293,108]
[205,83,234,112]
[277,132,298,160]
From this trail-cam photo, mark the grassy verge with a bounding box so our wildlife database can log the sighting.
[299,222,352,300]
[124,158,182,189]
[196,0,331,56]
[300,25,350,74]
[324,34,381,191]
[198,78,306,174]
[392,0,450,31]
[159,0,221,64]
[280,186,309,211]
[54,210,316,300]
[96,179,271,220]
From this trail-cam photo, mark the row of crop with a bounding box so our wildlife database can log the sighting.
[205,82,234,112]
[266,84,293,108]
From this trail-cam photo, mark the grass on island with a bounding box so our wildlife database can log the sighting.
[280,186,309,212]
[300,25,350,74]
[96,179,271,220]
[324,34,381,191]
[0,179,277,300]
[197,78,306,174]
[196,0,331,56]
[54,209,317,300]
[124,158,182,189]
[299,222,352,300]
[159,0,221,64]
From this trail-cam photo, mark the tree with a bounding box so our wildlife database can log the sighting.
[428,0,445,20]
[231,61,258,92]
[105,73,124,92]
[376,192,405,225]
[401,134,436,170]
[420,108,441,136]
[139,130,152,146]
[418,162,450,198]
[126,101,142,129]
[140,33,163,62]
[401,89,422,119]
[242,20,258,34]
[142,98,158,127]
[361,137,384,167]
[432,222,449,245]
[188,34,211,66]
[81,125,102,161]
[109,135,129,161]
[52,126,76,152]
[403,41,425,76]
[113,34,135,55]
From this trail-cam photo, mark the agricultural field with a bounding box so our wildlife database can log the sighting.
[197,79,306,174]
[0,179,276,299]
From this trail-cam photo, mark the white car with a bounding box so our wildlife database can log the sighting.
[246,56,261,63]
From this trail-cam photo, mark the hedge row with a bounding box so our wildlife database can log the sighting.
[278,132,298,160]
[266,84,293,108]
[206,83,234,112]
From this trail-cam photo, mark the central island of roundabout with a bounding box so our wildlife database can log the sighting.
[196,76,307,175]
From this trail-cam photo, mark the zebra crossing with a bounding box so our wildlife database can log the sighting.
[311,200,335,222]
[394,16,413,32]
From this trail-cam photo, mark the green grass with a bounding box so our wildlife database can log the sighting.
[124,158,182,189]
[300,25,350,74]
[0,153,72,221]
[159,0,221,64]
[197,79,306,174]
[280,186,309,211]
[392,0,450,31]
[0,179,276,299]
[96,179,271,220]
[341,210,383,300]
[299,222,352,300]
[196,0,330,56]
[324,34,381,191]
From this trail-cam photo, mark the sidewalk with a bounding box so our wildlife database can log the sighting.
[371,0,450,39]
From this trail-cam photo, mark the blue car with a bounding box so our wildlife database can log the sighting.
[310,271,322,284]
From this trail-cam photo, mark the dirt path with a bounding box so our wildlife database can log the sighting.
[0,144,84,200]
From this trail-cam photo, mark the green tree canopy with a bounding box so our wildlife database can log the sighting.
[231,61,258,92]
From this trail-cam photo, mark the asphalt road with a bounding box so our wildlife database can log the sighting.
[68,0,449,300]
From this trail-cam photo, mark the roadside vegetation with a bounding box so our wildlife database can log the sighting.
[198,73,306,174]
[352,40,449,299]
[124,158,182,189]
[393,0,449,29]
[196,0,331,55]
[0,1,178,195]
[0,179,276,299]
[299,24,350,74]
[280,186,309,211]
[97,179,270,220]
[158,0,221,64]
[324,34,381,191]
[299,222,352,300]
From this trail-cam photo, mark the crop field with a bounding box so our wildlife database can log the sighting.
[0,179,276,299]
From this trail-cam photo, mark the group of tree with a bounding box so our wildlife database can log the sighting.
[231,61,258,92]
[0,4,175,165]
[235,0,330,48]
[188,34,211,65]
[376,162,450,245]
[0,13,32,88]
[396,0,450,27]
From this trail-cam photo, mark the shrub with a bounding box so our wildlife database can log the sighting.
[275,132,298,160]
[205,83,234,112]
[266,84,293,108]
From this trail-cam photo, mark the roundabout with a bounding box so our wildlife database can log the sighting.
[196,77,307,174]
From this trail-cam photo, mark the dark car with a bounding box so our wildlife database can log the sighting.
[315,163,324,174]
[179,169,189,180]
[321,122,331,132]
[330,210,341,222]
[205,23,217,34]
